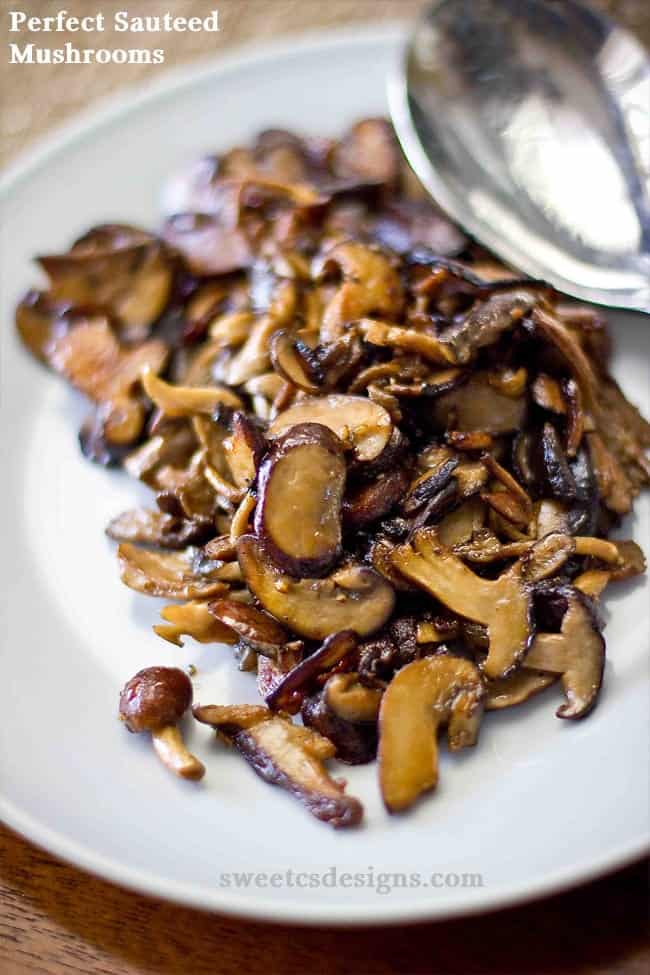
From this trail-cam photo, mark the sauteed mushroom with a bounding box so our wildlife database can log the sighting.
[119,667,205,780]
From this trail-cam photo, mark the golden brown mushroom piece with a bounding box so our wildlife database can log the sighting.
[192,704,363,828]
[390,530,532,678]
[119,666,205,780]
[378,656,484,812]
[523,591,605,719]
[237,535,395,641]
[268,394,393,463]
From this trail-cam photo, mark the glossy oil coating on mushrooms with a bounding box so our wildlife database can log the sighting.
[17,118,649,826]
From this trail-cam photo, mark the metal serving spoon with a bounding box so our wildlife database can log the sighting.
[390,0,650,312]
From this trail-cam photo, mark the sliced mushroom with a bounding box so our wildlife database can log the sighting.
[433,372,527,435]
[119,666,205,780]
[524,591,605,719]
[154,600,238,646]
[106,508,213,549]
[332,118,402,188]
[536,423,577,501]
[573,570,611,599]
[141,368,242,418]
[402,458,459,515]
[254,423,346,577]
[443,289,539,364]
[301,691,378,765]
[48,316,168,444]
[15,290,73,363]
[325,672,383,723]
[357,318,456,366]
[117,543,229,599]
[532,374,566,414]
[223,412,265,490]
[437,497,485,547]
[523,532,575,582]
[378,655,484,812]
[342,467,410,529]
[192,705,363,827]
[266,631,358,713]
[270,330,322,392]
[609,540,646,581]
[208,598,288,656]
[256,646,304,700]
[162,212,253,276]
[39,227,173,338]
[485,670,557,710]
[238,535,395,640]
[390,530,532,678]
[268,394,392,462]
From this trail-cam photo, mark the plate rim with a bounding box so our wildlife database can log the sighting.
[1,22,648,926]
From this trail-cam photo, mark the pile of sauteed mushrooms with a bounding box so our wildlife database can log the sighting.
[17,119,649,826]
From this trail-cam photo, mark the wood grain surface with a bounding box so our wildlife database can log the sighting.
[1,2,649,973]
[0,824,648,975]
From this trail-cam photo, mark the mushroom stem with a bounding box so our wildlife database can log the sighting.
[151,725,205,780]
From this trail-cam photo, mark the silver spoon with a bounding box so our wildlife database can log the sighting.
[390,0,650,313]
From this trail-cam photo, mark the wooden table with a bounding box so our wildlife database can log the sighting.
[0,824,647,974]
[2,2,649,972]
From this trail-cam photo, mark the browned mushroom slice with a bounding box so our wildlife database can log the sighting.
[437,498,486,547]
[482,454,533,515]
[192,705,363,828]
[119,667,205,780]
[573,570,611,599]
[378,656,484,812]
[485,671,558,710]
[301,691,378,765]
[532,308,599,414]
[586,432,635,515]
[314,241,404,343]
[481,491,530,528]
[238,535,395,640]
[266,631,357,713]
[487,366,528,398]
[256,646,304,700]
[522,532,575,582]
[342,467,410,529]
[49,317,168,445]
[532,374,566,414]
[269,330,322,392]
[154,601,238,647]
[208,598,288,655]
[222,412,265,490]
[443,289,540,364]
[332,118,402,188]
[403,457,459,515]
[537,423,577,501]
[15,290,73,363]
[325,672,383,723]
[39,227,172,338]
[390,530,532,678]
[117,543,229,599]
[106,508,213,549]
[268,394,392,462]
[357,318,456,366]
[162,212,253,276]
[524,592,605,719]
[141,368,242,418]
[433,372,527,435]
[609,540,646,581]
[254,423,346,577]
[124,423,196,486]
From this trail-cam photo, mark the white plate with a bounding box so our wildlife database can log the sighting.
[0,25,648,926]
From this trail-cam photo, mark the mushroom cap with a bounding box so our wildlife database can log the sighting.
[119,666,193,733]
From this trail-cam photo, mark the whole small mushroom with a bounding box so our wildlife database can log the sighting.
[119,666,205,780]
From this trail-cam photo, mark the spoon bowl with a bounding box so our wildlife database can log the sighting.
[390,0,650,312]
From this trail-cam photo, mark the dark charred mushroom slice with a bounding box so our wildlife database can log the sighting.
[343,467,410,529]
[524,592,605,719]
[119,667,205,780]
[268,394,393,463]
[39,228,173,338]
[192,705,363,828]
[536,423,577,501]
[208,598,288,656]
[117,543,229,599]
[48,317,168,445]
[390,530,532,678]
[154,601,238,647]
[256,646,304,700]
[238,535,395,641]
[254,423,346,577]
[402,458,459,516]
[266,630,358,713]
[378,656,484,812]
[443,289,539,364]
[485,671,558,710]
[301,691,378,765]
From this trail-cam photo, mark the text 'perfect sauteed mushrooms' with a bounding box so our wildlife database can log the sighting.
[17,118,649,827]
